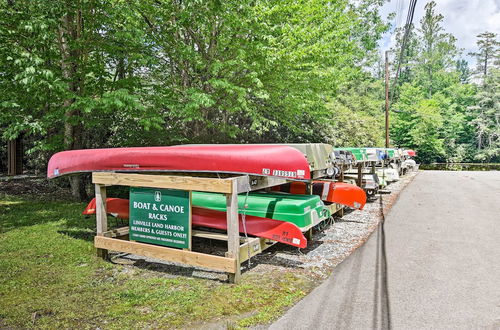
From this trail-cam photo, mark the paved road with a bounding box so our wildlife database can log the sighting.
[270,171,500,329]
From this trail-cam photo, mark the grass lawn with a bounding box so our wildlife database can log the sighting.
[0,193,311,329]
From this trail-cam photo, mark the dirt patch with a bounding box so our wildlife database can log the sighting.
[0,176,72,201]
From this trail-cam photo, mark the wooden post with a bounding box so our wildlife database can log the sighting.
[305,181,314,240]
[226,179,240,284]
[357,163,363,187]
[95,183,108,259]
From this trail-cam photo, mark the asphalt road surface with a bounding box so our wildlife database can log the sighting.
[270,171,500,329]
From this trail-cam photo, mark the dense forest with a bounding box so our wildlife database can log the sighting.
[1,1,499,189]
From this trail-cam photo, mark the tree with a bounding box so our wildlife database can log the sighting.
[467,69,500,161]
[415,1,458,97]
[456,59,471,84]
[469,32,499,84]
[0,1,159,199]
[326,78,385,147]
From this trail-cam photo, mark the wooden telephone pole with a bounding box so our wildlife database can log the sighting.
[385,51,390,148]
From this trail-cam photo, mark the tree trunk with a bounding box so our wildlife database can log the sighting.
[57,7,88,201]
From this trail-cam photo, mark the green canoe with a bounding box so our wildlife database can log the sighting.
[384,148,396,159]
[192,191,330,231]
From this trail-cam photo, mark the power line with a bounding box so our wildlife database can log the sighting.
[391,0,418,103]
[385,0,418,147]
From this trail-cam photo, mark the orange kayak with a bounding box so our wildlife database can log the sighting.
[272,181,366,210]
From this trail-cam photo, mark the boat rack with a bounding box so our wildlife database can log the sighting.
[92,172,343,284]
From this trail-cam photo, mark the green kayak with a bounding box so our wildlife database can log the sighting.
[192,191,330,231]
[335,147,368,163]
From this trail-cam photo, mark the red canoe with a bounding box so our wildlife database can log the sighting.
[47,145,310,179]
[83,198,307,248]
[272,181,366,210]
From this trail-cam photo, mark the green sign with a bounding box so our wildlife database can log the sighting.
[129,187,191,249]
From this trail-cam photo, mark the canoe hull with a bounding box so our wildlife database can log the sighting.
[192,191,329,231]
[48,145,311,180]
[83,198,307,248]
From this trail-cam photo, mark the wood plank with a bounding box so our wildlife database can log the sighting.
[248,176,289,191]
[192,230,228,241]
[226,179,241,283]
[234,175,251,194]
[188,191,192,251]
[94,236,237,273]
[92,172,233,193]
[325,203,344,215]
[95,184,107,235]
[238,237,276,263]
[103,226,129,238]
[357,163,363,187]
[95,184,108,259]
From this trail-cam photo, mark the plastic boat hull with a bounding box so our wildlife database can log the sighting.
[272,181,366,210]
[48,145,311,179]
[192,191,329,231]
[83,198,307,248]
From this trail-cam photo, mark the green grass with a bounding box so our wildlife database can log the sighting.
[0,194,310,329]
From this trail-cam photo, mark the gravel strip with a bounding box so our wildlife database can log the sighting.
[248,170,418,279]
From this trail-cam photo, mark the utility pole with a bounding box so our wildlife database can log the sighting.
[385,50,390,148]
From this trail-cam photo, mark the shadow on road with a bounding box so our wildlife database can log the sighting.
[372,195,392,330]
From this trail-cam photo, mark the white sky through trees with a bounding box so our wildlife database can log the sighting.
[379,0,500,64]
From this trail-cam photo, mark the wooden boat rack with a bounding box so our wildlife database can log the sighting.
[92,171,343,284]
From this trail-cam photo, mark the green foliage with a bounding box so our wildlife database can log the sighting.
[467,69,500,162]
[326,78,385,147]
[1,0,498,177]
[390,1,498,163]
[1,0,388,151]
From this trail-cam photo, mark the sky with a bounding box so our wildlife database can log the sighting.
[379,0,500,64]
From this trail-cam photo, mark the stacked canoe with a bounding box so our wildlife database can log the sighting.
[48,143,417,249]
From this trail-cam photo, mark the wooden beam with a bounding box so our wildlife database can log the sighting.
[325,203,343,215]
[248,176,289,191]
[192,230,228,241]
[234,175,251,194]
[94,236,237,273]
[103,226,129,238]
[226,179,241,283]
[357,163,363,187]
[92,172,234,193]
[238,237,276,263]
[95,184,108,259]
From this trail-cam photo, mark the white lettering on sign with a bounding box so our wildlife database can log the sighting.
[272,170,297,178]
[133,202,185,214]
[133,201,151,209]
[148,213,168,221]
[131,226,151,233]
[132,220,151,226]
[159,204,184,213]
